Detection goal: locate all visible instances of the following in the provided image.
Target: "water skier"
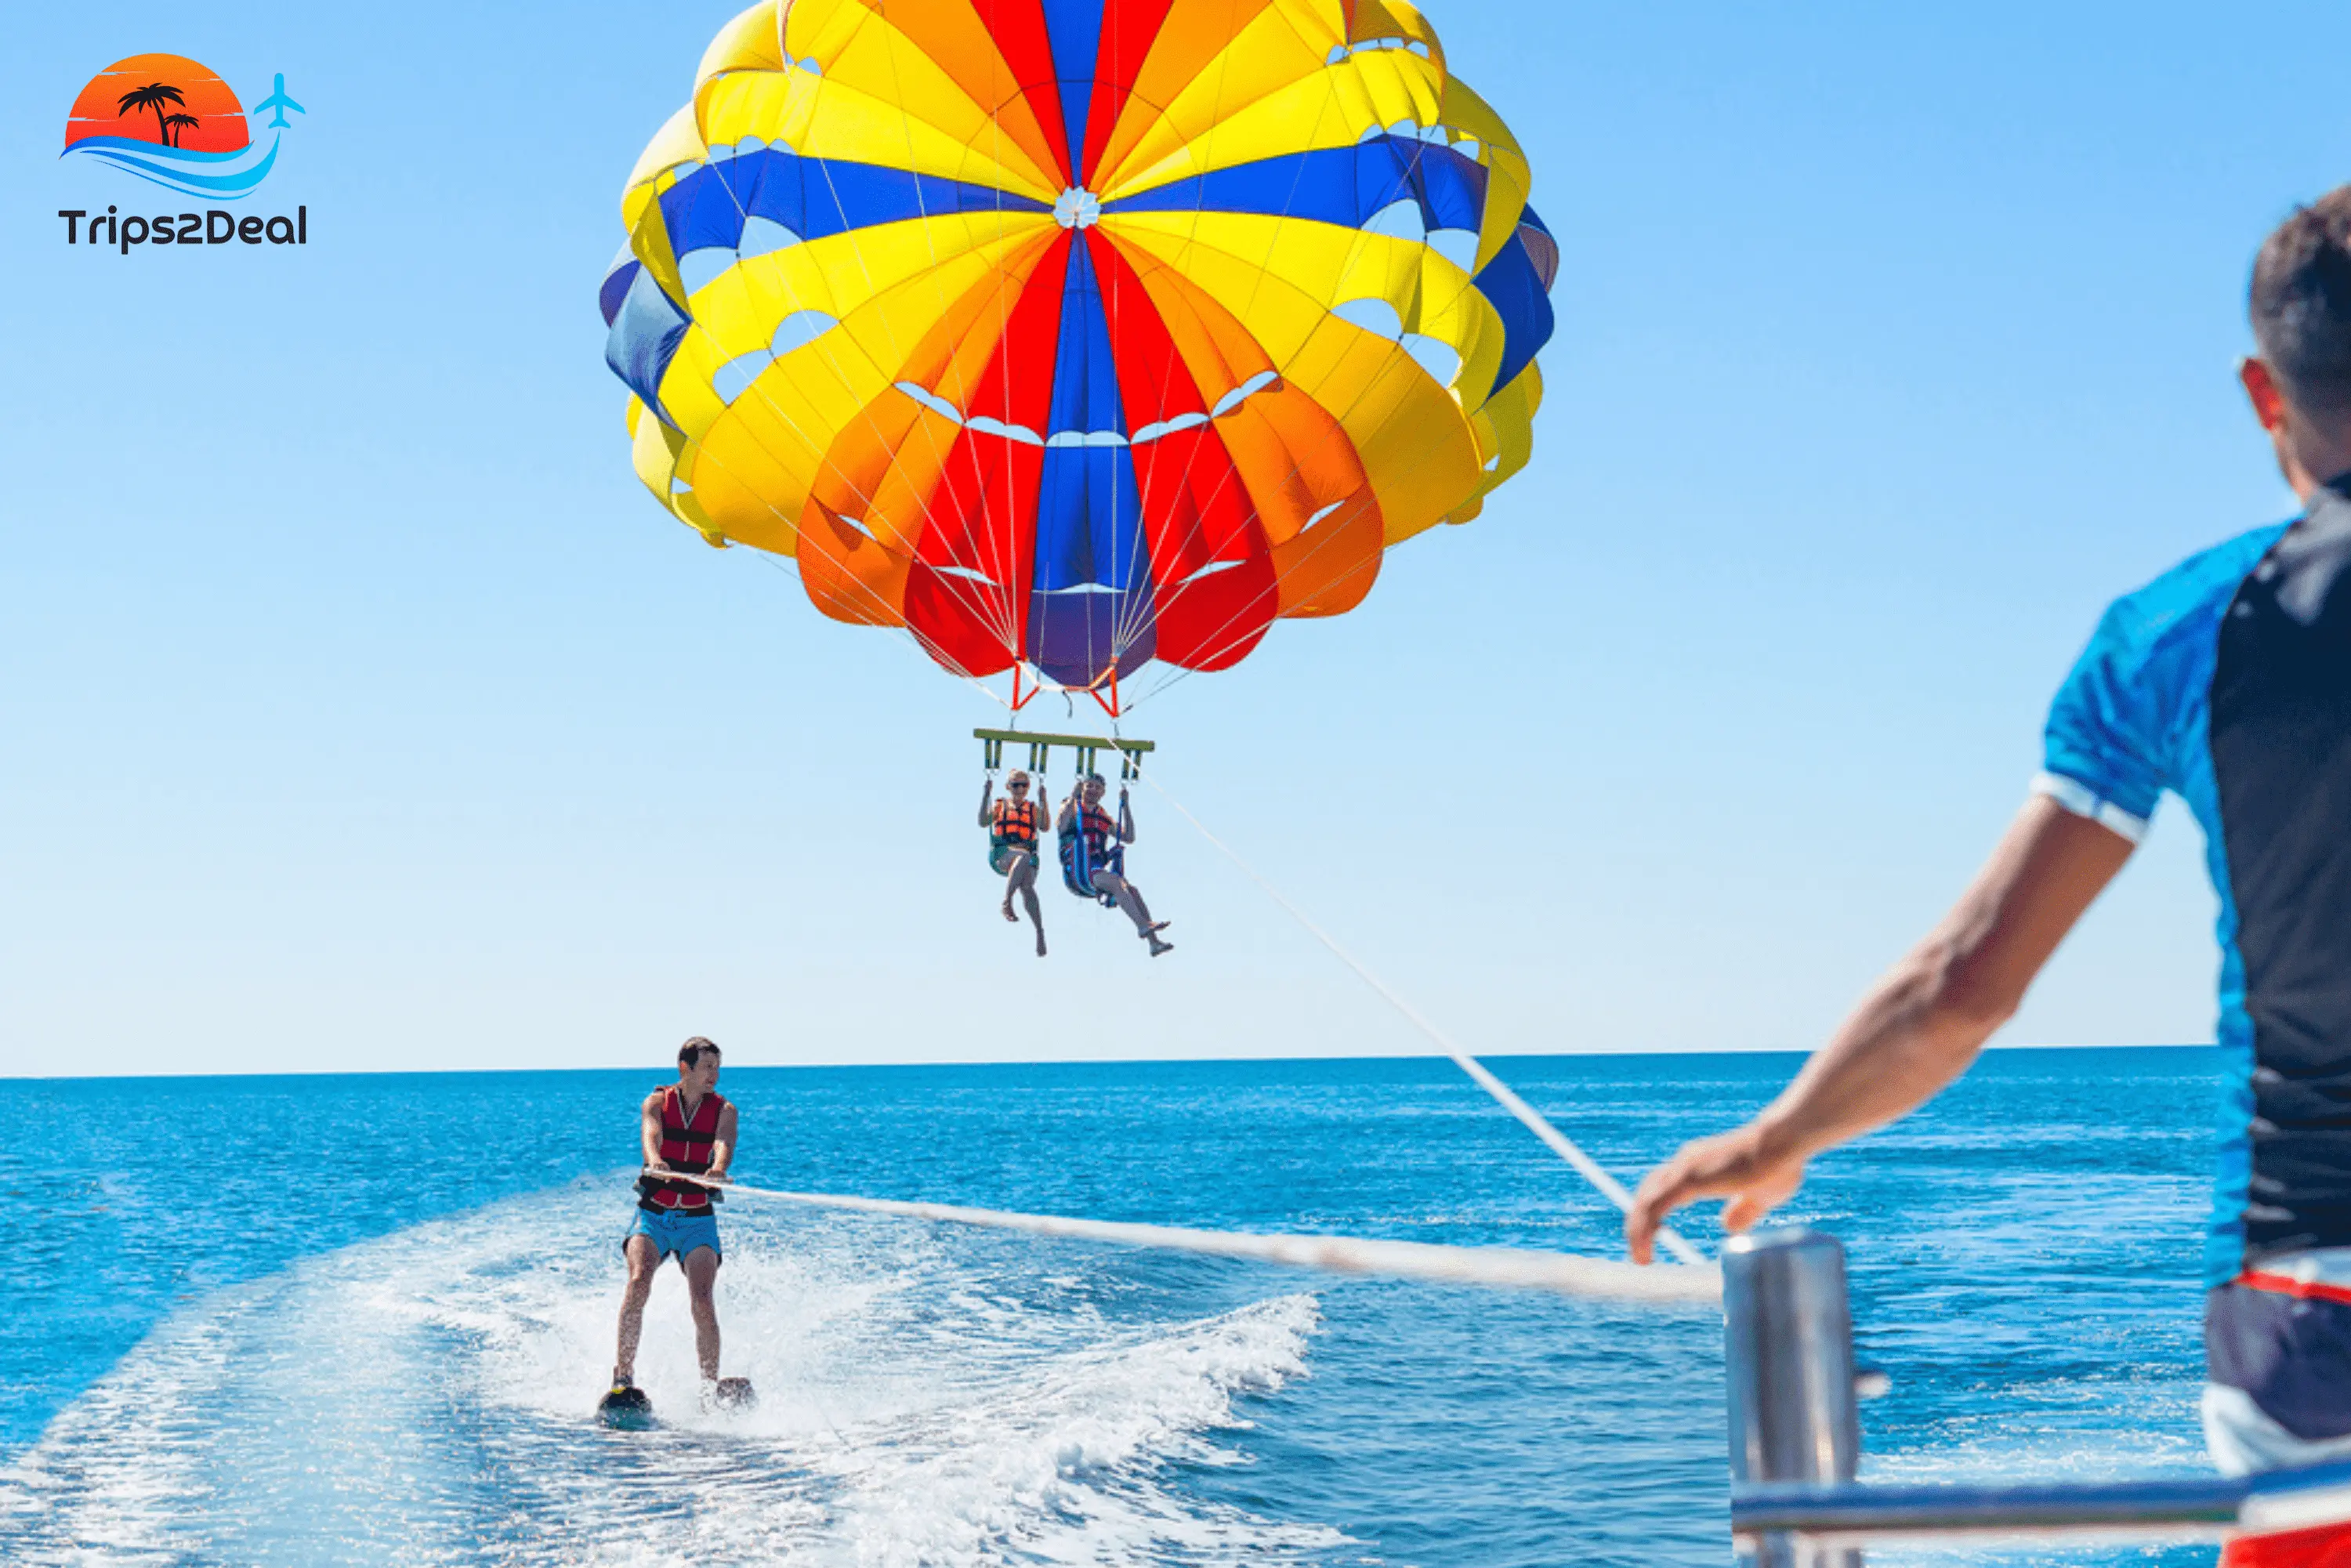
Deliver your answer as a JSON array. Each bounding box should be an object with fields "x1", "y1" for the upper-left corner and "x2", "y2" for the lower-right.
[
  {"x1": 1628, "y1": 191, "x2": 2351, "y2": 1559},
  {"x1": 1058, "y1": 773, "x2": 1173, "y2": 956},
  {"x1": 608, "y1": 1037, "x2": 748, "y2": 1415},
  {"x1": 980, "y1": 769, "x2": 1047, "y2": 956}
]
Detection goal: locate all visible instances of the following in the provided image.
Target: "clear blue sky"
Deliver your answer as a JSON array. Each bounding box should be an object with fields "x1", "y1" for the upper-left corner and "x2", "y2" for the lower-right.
[{"x1": 5, "y1": 2, "x2": 2346, "y2": 1078}]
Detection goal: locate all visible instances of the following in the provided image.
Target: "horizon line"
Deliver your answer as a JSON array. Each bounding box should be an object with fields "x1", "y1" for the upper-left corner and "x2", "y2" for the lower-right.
[{"x1": 0, "y1": 1039, "x2": 2219, "y2": 1086}]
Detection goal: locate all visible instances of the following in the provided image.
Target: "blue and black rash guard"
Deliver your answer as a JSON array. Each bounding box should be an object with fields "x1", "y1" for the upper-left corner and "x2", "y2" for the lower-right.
[{"x1": 2039, "y1": 483, "x2": 2351, "y2": 1289}]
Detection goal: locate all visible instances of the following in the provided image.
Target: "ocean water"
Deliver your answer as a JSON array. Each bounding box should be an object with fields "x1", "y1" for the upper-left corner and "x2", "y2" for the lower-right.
[{"x1": 0, "y1": 1048, "x2": 2223, "y2": 1567}]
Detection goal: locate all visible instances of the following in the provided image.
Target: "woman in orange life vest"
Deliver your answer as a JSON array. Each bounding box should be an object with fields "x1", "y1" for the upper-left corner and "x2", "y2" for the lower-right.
[
  {"x1": 1057, "y1": 774, "x2": 1173, "y2": 958},
  {"x1": 610, "y1": 1037, "x2": 740, "y2": 1401},
  {"x1": 979, "y1": 768, "x2": 1047, "y2": 956}
]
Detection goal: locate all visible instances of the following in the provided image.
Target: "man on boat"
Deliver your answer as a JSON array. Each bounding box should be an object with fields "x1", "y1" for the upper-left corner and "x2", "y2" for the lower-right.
[
  {"x1": 610, "y1": 1036, "x2": 737, "y2": 1402},
  {"x1": 980, "y1": 768, "x2": 1047, "y2": 956},
  {"x1": 1059, "y1": 773, "x2": 1173, "y2": 957},
  {"x1": 1628, "y1": 190, "x2": 2351, "y2": 1559}
]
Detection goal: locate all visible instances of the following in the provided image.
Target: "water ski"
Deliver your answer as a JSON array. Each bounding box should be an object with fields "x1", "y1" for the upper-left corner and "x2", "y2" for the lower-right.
[
  {"x1": 712, "y1": 1377, "x2": 757, "y2": 1411},
  {"x1": 597, "y1": 1383, "x2": 656, "y2": 1430}
]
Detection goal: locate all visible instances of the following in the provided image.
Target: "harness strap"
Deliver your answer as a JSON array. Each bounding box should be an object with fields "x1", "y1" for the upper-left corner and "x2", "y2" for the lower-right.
[{"x1": 1059, "y1": 803, "x2": 1122, "y2": 905}]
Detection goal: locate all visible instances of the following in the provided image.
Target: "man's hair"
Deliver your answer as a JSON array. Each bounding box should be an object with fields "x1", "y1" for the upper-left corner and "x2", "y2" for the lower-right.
[
  {"x1": 678, "y1": 1036, "x2": 721, "y2": 1069},
  {"x1": 2252, "y1": 186, "x2": 2351, "y2": 415}
]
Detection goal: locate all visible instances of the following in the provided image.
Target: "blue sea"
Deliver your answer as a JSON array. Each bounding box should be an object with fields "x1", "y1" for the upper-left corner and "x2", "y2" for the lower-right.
[{"x1": 0, "y1": 1049, "x2": 2224, "y2": 1566}]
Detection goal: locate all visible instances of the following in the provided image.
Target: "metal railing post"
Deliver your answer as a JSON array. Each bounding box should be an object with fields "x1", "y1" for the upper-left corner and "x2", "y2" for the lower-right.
[{"x1": 1725, "y1": 1229, "x2": 1863, "y2": 1568}]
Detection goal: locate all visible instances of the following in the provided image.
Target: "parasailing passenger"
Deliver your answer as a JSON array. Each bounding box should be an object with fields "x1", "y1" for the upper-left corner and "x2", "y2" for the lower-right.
[
  {"x1": 1059, "y1": 774, "x2": 1172, "y2": 957},
  {"x1": 980, "y1": 769, "x2": 1047, "y2": 957}
]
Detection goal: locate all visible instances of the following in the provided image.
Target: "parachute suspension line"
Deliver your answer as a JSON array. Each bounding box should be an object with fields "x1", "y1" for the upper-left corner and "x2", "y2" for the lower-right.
[
  {"x1": 1118, "y1": 248, "x2": 1462, "y2": 714},
  {"x1": 1114, "y1": 61, "x2": 1367, "y2": 681},
  {"x1": 661, "y1": 297, "x2": 991, "y2": 656},
  {"x1": 1129, "y1": 167, "x2": 1474, "y2": 715},
  {"x1": 667, "y1": 221, "x2": 1031, "y2": 697},
  {"x1": 740, "y1": 549, "x2": 1012, "y2": 715},
  {"x1": 865, "y1": 25, "x2": 1028, "y2": 667},
  {"x1": 1100, "y1": 6, "x2": 1281, "y2": 690},
  {"x1": 655, "y1": 1175, "x2": 1719, "y2": 1305},
  {"x1": 734, "y1": 72, "x2": 1092, "y2": 672},
  {"x1": 1106, "y1": 42, "x2": 1234, "y2": 680},
  {"x1": 1111, "y1": 57, "x2": 1518, "y2": 716},
  {"x1": 679, "y1": 139, "x2": 1023, "y2": 661},
  {"x1": 1123, "y1": 494, "x2": 1381, "y2": 713},
  {"x1": 1107, "y1": 297, "x2": 1447, "y2": 715},
  {"x1": 1123, "y1": 282, "x2": 1457, "y2": 716},
  {"x1": 674, "y1": 339, "x2": 1019, "y2": 683},
  {"x1": 636, "y1": 10, "x2": 1043, "y2": 683},
  {"x1": 741, "y1": 320, "x2": 1022, "y2": 665},
  {"x1": 1128, "y1": 762, "x2": 1708, "y2": 1270}
]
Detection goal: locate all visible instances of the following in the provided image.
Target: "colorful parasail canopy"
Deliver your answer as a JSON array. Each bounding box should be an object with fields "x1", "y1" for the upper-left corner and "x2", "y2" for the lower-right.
[{"x1": 602, "y1": 0, "x2": 1558, "y2": 698}]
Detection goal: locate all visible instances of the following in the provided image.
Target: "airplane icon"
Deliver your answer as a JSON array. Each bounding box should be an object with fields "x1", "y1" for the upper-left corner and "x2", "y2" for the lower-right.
[{"x1": 252, "y1": 74, "x2": 305, "y2": 129}]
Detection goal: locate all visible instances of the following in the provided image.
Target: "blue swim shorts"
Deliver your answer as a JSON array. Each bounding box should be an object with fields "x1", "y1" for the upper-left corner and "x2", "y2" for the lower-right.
[
  {"x1": 623, "y1": 1205, "x2": 722, "y2": 1266},
  {"x1": 2204, "y1": 1258, "x2": 2351, "y2": 1473}
]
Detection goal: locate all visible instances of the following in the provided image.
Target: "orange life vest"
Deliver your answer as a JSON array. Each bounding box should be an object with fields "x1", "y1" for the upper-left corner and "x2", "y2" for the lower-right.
[{"x1": 991, "y1": 796, "x2": 1041, "y2": 849}]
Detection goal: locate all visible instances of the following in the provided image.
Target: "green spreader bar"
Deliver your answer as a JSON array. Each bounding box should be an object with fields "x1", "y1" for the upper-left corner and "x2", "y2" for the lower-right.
[{"x1": 975, "y1": 728, "x2": 1154, "y2": 780}]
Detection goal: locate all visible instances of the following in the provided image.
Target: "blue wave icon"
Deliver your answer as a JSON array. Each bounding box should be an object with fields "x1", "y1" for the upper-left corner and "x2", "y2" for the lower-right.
[{"x1": 62, "y1": 132, "x2": 281, "y2": 200}]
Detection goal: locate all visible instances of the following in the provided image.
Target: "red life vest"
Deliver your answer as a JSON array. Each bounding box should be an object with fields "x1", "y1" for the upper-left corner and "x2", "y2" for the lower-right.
[
  {"x1": 991, "y1": 797, "x2": 1040, "y2": 849},
  {"x1": 637, "y1": 1086, "x2": 728, "y2": 1215}
]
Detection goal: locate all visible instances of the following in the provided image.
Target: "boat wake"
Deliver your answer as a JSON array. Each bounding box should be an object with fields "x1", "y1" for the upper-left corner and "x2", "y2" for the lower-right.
[{"x1": 0, "y1": 1179, "x2": 1341, "y2": 1566}]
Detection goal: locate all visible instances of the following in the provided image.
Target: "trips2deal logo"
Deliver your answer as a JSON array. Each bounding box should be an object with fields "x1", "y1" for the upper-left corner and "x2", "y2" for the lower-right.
[{"x1": 58, "y1": 53, "x2": 309, "y2": 253}]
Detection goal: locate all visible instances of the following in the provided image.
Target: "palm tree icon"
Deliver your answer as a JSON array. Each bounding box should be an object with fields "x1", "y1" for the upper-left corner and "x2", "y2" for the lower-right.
[
  {"x1": 162, "y1": 112, "x2": 200, "y2": 147},
  {"x1": 116, "y1": 81, "x2": 186, "y2": 144}
]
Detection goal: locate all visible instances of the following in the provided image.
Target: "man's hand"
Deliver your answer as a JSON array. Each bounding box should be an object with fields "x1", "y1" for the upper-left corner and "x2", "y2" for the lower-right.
[
  {"x1": 644, "y1": 1161, "x2": 674, "y2": 1176},
  {"x1": 1625, "y1": 1121, "x2": 1808, "y2": 1266},
  {"x1": 1620, "y1": 798, "x2": 2135, "y2": 1266}
]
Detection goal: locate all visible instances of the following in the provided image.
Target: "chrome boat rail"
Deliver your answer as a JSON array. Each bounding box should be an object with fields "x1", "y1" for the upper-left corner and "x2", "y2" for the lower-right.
[{"x1": 1723, "y1": 1229, "x2": 2351, "y2": 1563}]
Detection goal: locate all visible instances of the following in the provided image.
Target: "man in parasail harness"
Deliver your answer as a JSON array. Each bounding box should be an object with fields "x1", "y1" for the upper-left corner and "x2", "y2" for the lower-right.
[
  {"x1": 979, "y1": 768, "x2": 1047, "y2": 956},
  {"x1": 1628, "y1": 190, "x2": 2351, "y2": 1563},
  {"x1": 609, "y1": 1037, "x2": 742, "y2": 1407},
  {"x1": 1059, "y1": 773, "x2": 1173, "y2": 957}
]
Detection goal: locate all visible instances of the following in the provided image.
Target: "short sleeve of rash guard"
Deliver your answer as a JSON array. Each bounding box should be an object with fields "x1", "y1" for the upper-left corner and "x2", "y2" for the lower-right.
[
  {"x1": 2036, "y1": 603, "x2": 2175, "y2": 842},
  {"x1": 2033, "y1": 527, "x2": 2284, "y2": 843}
]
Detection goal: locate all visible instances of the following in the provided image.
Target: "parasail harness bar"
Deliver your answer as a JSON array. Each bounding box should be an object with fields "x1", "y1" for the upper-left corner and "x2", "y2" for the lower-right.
[{"x1": 976, "y1": 727, "x2": 1153, "y2": 781}]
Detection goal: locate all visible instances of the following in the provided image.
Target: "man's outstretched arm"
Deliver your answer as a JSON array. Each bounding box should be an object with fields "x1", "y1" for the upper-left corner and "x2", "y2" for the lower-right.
[{"x1": 1625, "y1": 795, "x2": 2139, "y2": 1263}]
